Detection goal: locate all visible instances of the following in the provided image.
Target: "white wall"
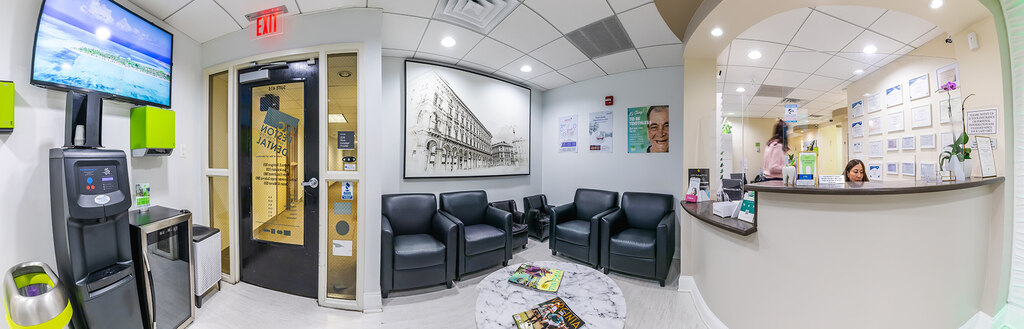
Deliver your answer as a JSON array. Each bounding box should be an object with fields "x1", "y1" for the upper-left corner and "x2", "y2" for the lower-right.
[
  {"x1": 540, "y1": 66, "x2": 685, "y2": 262},
  {"x1": 0, "y1": 0, "x2": 204, "y2": 324},
  {"x1": 380, "y1": 57, "x2": 544, "y2": 201}
]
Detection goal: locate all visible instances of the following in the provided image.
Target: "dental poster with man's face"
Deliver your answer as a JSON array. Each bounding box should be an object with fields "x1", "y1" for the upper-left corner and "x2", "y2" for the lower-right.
[{"x1": 627, "y1": 105, "x2": 669, "y2": 153}]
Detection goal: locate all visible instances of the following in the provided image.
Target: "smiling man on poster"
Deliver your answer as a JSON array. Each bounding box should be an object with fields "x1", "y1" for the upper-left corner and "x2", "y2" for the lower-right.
[{"x1": 628, "y1": 105, "x2": 669, "y2": 153}]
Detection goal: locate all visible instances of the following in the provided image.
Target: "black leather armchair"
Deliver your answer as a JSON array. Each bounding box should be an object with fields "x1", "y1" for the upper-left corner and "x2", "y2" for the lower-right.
[
  {"x1": 381, "y1": 193, "x2": 457, "y2": 298},
  {"x1": 439, "y1": 191, "x2": 513, "y2": 280},
  {"x1": 549, "y1": 189, "x2": 619, "y2": 268},
  {"x1": 601, "y1": 192, "x2": 676, "y2": 286},
  {"x1": 488, "y1": 200, "x2": 528, "y2": 250},
  {"x1": 522, "y1": 194, "x2": 551, "y2": 241}
]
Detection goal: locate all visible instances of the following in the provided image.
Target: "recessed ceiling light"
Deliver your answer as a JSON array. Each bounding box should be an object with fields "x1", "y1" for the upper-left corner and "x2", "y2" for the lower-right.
[
  {"x1": 862, "y1": 45, "x2": 877, "y2": 54},
  {"x1": 736, "y1": 87, "x2": 746, "y2": 92},
  {"x1": 711, "y1": 27, "x2": 723, "y2": 37},
  {"x1": 853, "y1": 69, "x2": 864, "y2": 75},
  {"x1": 520, "y1": 65, "x2": 532, "y2": 73},
  {"x1": 863, "y1": 93, "x2": 871, "y2": 97},
  {"x1": 747, "y1": 50, "x2": 762, "y2": 60},
  {"x1": 441, "y1": 36, "x2": 456, "y2": 48},
  {"x1": 727, "y1": 112, "x2": 735, "y2": 115},
  {"x1": 930, "y1": 0, "x2": 943, "y2": 9}
]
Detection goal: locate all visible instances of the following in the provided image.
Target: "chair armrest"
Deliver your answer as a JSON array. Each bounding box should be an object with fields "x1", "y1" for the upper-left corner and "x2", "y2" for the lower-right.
[
  {"x1": 512, "y1": 211, "x2": 525, "y2": 225},
  {"x1": 381, "y1": 215, "x2": 394, "y2": 290},
  {"x1": 550, "y1": 203, "x2": 575, "y2": 225},
  {"x1": 656, "y1": 211, "x2": 676, "y2": 260},
  {"x1": 485, "y1": 206, "x2": 513, "y2": 234},
  {"x1": 382, "y1": 215, "x2": 394, "y2": 246},
  {"x1": 431, "y1": 212, "x2": 458, "y2": 245},
  {"x1": 590, "y1": 207, "x2": 618, "y2": 223},
  {"x1": 601, "y1": 209, "x2": 628, "y2": 238}
]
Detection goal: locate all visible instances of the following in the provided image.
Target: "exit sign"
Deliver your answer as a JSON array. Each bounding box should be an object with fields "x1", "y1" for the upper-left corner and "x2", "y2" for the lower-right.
[{"x1": 252, "y1": 14, "x2": 281, "y2": 39}]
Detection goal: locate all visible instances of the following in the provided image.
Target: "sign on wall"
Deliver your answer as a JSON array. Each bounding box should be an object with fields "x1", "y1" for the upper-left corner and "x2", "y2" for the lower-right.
[
  {"x1": 965, "y1": 107, "x2": 998, "y2": 135},
  {"x1": 558, "y1": 114, "x2": 578, "y2": 153},
  {"x1": 627, "y1": 105, "x2": 669, "y2": 153}
]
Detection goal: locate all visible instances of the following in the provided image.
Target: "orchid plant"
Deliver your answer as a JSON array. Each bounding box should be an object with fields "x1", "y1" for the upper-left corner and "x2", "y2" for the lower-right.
[{"x1": 936, "y1": 81, "x2": 974, "y2": 171}]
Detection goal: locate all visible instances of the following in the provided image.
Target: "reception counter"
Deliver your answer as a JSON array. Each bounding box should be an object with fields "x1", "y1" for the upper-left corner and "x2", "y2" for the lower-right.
[{"x1": 686, "y1": 177, "x2": 1005, "y2": 329}]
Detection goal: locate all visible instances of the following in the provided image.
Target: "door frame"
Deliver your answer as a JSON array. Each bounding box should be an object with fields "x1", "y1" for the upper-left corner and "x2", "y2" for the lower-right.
[{"x1": 201, "y1": 43, "x2": 367, "y2": 311}]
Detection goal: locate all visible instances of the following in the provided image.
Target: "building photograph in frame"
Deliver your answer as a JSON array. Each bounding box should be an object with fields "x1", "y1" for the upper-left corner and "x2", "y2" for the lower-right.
[{"x1": 404, "y1": 60, "x2": 531, "y2": 178}]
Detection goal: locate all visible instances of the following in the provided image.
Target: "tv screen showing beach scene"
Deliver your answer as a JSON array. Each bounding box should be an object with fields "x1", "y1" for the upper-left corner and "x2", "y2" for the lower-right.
[{"x1": 32, "y1": 0, "x2": 173, "y2": 107}]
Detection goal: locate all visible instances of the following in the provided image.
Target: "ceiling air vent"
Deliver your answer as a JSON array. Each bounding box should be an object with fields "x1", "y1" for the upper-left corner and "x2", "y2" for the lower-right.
[
  {"x1": 433, "y1": 0, "x2": 519, "y2": 34},
  {"x1": 755, "y1": 85, "x2": 795, "y2": 98},
  {"x1": 565, "y1": 16, "x2": 635, "y2": 59}
]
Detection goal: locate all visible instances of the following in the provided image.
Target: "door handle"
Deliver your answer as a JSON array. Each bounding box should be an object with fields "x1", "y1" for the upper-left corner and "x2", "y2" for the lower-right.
[{"x1": 301, "y1": 177, "x2": 318, "y2": 189}]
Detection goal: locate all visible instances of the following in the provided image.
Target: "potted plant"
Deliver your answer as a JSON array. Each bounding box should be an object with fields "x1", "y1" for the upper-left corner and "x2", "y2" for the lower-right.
[{"x1": 936, "y1": 81, "x2": 974, "y2": 180}]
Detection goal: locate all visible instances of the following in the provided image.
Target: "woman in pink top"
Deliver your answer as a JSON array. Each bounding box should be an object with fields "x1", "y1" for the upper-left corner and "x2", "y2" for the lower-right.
[{"x1": 761, "y1": 120, "x2": 789, "y2": 180}]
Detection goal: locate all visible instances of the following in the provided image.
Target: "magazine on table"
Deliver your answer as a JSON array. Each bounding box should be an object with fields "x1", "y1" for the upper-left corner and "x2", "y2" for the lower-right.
[
  {"x1": 512, "y1": 297, "x2": 585, "y2": 329},
  {"x1": 508, "y1": 264, "x2": 563, "y2": 292}
]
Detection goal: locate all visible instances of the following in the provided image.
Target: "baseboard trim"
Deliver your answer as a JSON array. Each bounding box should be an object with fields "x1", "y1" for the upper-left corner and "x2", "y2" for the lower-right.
[
  {"x1": 678, "y1": 276, "x2": 728, "y2": 329},
  {"x1": 363, "y1": 292, "x2": 383, "y2": 313},
  {"x1": 959, "y1": 311, "x2": 993, "y2": 329}
]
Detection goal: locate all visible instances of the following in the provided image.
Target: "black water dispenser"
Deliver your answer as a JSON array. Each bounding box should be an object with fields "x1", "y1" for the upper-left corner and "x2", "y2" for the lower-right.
[{"x1": 49, "y1": 91, "x2": 144, "y2": 329}]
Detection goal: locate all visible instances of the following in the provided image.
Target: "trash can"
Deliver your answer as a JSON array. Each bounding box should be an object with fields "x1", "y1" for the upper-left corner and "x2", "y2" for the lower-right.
[
  {"x1": 3, "y1": 262, "x2": 73, "y2": 329},
  {"x1": 192, "y1": 224, "x2": 221, "y2": 308}
]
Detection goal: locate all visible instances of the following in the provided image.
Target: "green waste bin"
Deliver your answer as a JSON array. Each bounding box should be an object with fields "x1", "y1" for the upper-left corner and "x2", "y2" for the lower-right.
[{"x1": 3, "y1": 262, "x2": 72, "y2": 329}]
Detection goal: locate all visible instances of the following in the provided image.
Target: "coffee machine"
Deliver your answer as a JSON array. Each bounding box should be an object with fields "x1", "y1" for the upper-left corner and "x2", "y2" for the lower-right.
[{"x1": 49, "y1": 91, "x2": 145, "y2": 328}]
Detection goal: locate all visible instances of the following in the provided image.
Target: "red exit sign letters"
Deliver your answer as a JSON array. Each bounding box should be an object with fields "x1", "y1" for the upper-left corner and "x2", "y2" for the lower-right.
[{"x1": 252, "y1": 14, "x2": 281, "y2": 39}]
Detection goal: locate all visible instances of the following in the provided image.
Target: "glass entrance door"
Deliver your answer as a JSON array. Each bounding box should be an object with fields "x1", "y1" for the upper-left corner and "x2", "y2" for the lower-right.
[{"x1": 237, "y1": 60, "x2": 319, "y2": 297}]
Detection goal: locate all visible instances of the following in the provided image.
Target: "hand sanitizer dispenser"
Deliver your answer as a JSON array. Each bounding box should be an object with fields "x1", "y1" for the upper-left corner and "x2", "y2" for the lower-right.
[{"x1": 130, "y1": 106, "x2": 175, "y2": 157}]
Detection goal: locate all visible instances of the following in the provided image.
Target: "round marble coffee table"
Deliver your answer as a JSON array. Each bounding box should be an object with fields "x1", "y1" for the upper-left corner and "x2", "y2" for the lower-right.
[{"x1": 475, "y1": 261, "x2": 626, "y2": 329}]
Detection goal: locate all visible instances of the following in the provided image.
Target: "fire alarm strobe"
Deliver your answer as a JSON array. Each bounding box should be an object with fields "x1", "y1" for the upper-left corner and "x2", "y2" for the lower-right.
[{"x1": 605, "y1": 96, "x2": 613, "y2": 106}]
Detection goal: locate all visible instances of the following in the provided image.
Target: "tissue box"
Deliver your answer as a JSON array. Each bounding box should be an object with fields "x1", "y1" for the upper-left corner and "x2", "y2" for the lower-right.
[{"x1": 712, "y1": 201, "x2": 740, "y2": 217}]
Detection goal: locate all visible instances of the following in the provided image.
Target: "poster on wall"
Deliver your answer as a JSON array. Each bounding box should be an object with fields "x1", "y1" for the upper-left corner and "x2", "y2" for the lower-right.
[
  {"x1": 558, "y1": 114, "x2": 578, "y2": 153},
  {"x1": 851, "y1": 100, "x2": 864, "y2": 118},
  {"x1": 868, "y1": 140, "x2": 884, "y2": 158},
  {"x1": 938, "y1": 97, "x2": 959, "y2": 124},
  {"x1": 867, "y1": 116, "x2": 882, "y2": 135},
  {"x1": 867, "y1": 163, "x2": 883, "y2": 181},
  {"x1": 964, "y1": 107, "x2": 998, "y2": 135},
  {"x1": 908, "y1": 74, "x2": 930, "y2": 100},
  {"x1": 936, "y1": 62, "x2": 960, "y2": 90},
  {"x1": 867, "y1": 92, "x2": 883, "y2": 113},
  {"x1": 910, "y1": 104, "x2": 932, "y2": 128},
  {"x1": 886, "y1": 84, "x2": 903, "y2": 108},
  {"x1": 588, "y1": 110, "x2": 613, "y2": 153},
  {"x1": 628, "y1": 105, "x2": 670, "y2": 153},
  {"x1": 887, "y1": 110, "x2": 904, "y2": 133},
  {"x1": 404, "y1": 60, "x2": 530, "y2": 178},
  {"x1": 851, "y1": 121, "x2": 864, "y2": 138}
]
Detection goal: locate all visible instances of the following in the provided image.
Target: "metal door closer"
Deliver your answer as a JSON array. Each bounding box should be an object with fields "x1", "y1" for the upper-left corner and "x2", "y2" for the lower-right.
[{"x1": 49, "y1": 91, "x2": 145, "y2": 329}]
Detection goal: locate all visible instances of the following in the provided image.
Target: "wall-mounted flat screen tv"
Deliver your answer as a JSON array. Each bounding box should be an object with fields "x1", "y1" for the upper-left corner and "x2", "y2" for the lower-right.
[{"x1": 32, "y1": 0, "x2": 173, "y2": 108}]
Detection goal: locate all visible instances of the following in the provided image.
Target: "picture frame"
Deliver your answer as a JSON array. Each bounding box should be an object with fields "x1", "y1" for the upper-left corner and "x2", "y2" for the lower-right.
[
  {"x1": 886, "y1": 83, "x2": 903, "y2": 108},
  {"x1": 902, "y1": 161, "x2": 916, "y2": 177},
  {"x1": 919, "y1": 162, "x2": 937, "y2": 180},
  {"x1": 908, "y1": 74, "x2": 930, "y2": 100},
  {"x1": 868, "y1": 140, "x2": 884, "y2": 158},
  {"x1": 910, "y1": 104, "x2": 932, "y2": 128},
  {"x1": 976, "y1": 136, "x2": 997, "y2": 178},
  {"x1": 919, "y1": 133, "x2": 936, "y2": 149},
  {"x1": 886, "y1": 162, "x2": 899, "y2": 175},
  {"x1": 901, "y1": 136, "x2": 916, "y2": 150},
  {"x1": 887, "y1": 110, "x2": 904, "y2": 133},
  {"x1": 936, "y1": 62, "x2": 960, "y2": 90},
  {"x1": 886, "y1": 138, "x2": 899, "y2": 151},
  {"x1": 867, "y1": 116, "x2": 882, "y2": 135}
]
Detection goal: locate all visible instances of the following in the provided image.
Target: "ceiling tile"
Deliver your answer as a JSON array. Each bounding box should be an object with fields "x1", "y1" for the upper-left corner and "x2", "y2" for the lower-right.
[
  {"x1": 455, "y1": 60, "x2": 498, "y2": 74},
  {"x1": 529, "y1": 37, "x2": 589, "y2": 70},
  {"x1": 910, "y1": 27, "x2": 943, "y2": 48},
  {"x1": 815, "y1": 56, "x2": 863, "y2": 80},
  {"x1": 607, "y1": 0, "x2": 649, "y2": 13},
  {"x1": 524, "y1": 0, "x2": 614, "y2": 33},
  {"x1": 593, "y1": 50, "x2": 644, "y2": 75},
  {"x1": 724, "y1": 66, "x2": 770, "y2": 85},
  {"x1": 727, "y1": 39, "x2": 786, "y2": 69},
  {"x1": 874, "y1": 54, "x2": 899, "y2": 68},
  {"x1": 716, "y1": 82, "x2": 724, "y2": 93},
  {"x1": 368, "y1": 0, "x2": 438, "y2": 17},
  {"x1": 790, "y1": 11, "x2": 862, "y2": 52},
  {"x1": 763, "y1": 70, "x2": 810, "y2": 88},
  {"x1": 736, "y1": 8, "x2": 810, "y2": 44},
  {"x1": 560, "y1": 60, "x2": 605, "y2": 81},
  {"x1": 869, "y1": 10, "x2": 935, "y2": 44},
  {"x1": 799, "y1": 74, "x2": 845, "y2": 92},
  {"x1": 489, "y1": 6, "x2": 561, "y2": 53},
  {"x1": 417, "y1": 20, "x2": 484, "y2": 59},
  {"x1": 838, "y1": 30, "x2": 903, "y2": 64},
  {"x1": 750, "y1": 96, "x2": 782, "y2": 105},
  {"x1": 130, "y1": 0, "x2": 191, "y2": 20},
  {"x1": 745, "y1": 104, "x2": 774, "y2": 112},
  {"x1": 215, "y1": 0, "x2": 298, "y2": 28},
  {"x1": 618, "y1": 3, "x2": 680, "y2": 48},
  {"x1": 165, "y1": 0, "x2": 240, "y2": 43},
  {"x1": 814, "y1": 6, "x2": 886, "y2": 28},
  {"x1": 382, "y1": 13, "x2": 429, "y2": 50},
  {"x1": 382, "y1": 48, "x2": 415, "y2": 57},
  {"x1": 717, "y1": 44, "x2": 731, "y2": 66},
  {"x1": 296, "y1": 0, "x2": 365, "y2": 13},
  {"x1": 721, "y1": 94, "x2": 751, "y2": 106},
  {"x1": 462, "y1": 38, "x2": 524, "y2": 71},
  {"x1": 530, "y1": 71, "x2": 573, "y2": 89},
  {"x1": 787, "y1": 88, "x2": 825, "y2": 100},
  {"x1": 414, "y1": 51, "x2": 460, "y2": 65},
  {"x1": 722, "y1": 83, "x2": 753, "y2": 95},
  {"x1": 836, "y1": 52, "x2": 887, "y2": 66},
  {"x1": 637, "y1": 44, "x2": 683, "y2": 68},
  {"x1": 773, "y1": 47, "x2": 831, "y2": 73},
  {"x1": 816, "y1": 92, "x2": 847, "y2": 104},
  {"x1": 803, "y1": 99, "x2": 832, "y2": 111},
  {"x1": 499, "y1": 56, "x2": 553, "y2": 80}
]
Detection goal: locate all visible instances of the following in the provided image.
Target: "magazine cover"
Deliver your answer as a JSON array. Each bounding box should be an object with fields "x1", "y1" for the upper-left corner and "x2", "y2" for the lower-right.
[
  {"x1": 508, "y1": 264, "x2": 563, "y2": 292},
  {"x1": 512, "y1": 297, "x2": 586, "y2": 329}
]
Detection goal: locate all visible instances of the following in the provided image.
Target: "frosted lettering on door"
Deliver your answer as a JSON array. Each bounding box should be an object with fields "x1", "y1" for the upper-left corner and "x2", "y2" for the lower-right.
[{"x1": 251, "y1": 82, "x2": 305, "y2": 245}]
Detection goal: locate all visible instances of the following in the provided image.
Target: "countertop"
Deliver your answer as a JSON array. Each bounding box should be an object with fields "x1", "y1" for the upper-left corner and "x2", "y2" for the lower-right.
[
  {"x1": 745, "y1": 177, "x2": 1004, "y2": 195},
  {"x1": 681, "y1": 201, "x2": 756, "y2": 236}
]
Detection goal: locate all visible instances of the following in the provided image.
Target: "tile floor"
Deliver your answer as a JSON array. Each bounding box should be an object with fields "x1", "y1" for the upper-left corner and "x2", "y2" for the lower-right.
[{"x1": 190, "y1": 239, "x2": 707, "y2": 329}]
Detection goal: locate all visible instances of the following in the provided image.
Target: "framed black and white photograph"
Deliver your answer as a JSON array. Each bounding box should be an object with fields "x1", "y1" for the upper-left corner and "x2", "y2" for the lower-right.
[{"x1": 404, "y1": 60, "x2": 531, "y2": 178}]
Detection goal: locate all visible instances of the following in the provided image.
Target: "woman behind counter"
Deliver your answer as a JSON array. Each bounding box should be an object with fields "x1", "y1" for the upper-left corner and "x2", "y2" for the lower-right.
[
  {"x1": 760, "y1": 120, "x2": 789, "y2": 181},
  {"x1": 844, "y1": 159, "x2": 868, "y2": 182}
]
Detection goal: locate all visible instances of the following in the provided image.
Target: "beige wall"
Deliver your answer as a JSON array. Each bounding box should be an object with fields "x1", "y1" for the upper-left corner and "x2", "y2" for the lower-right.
[
  {"x1": 728, "y1": 117, "x2": 777, "y2": 179},
  {"x1": 845, "y1": 16, "x2": 1005, "y2": 180}
]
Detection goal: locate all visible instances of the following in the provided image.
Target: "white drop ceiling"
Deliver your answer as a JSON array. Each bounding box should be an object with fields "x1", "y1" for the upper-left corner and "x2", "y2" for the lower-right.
[
  {"x1": 719, "y1": 6, "x2": 943, "y2": 123},
  {"x1": 125, "y1": 0, "x2": 683, "y2": 90}
]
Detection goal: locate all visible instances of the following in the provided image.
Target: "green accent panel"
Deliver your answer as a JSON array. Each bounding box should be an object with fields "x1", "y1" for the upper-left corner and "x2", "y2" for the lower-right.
[
  {"x1": 0, "y1": 81, "x2": 13, "y2": 130},
  {"x1": 6, "y1": 303, "x2": 72, "y2": 329},
  {"x1": 130, "y1": 106, "x2": 175, "y2": 149},
  {"x1": 12, "y1": 272, "x2": 54, "y2": 289}
]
